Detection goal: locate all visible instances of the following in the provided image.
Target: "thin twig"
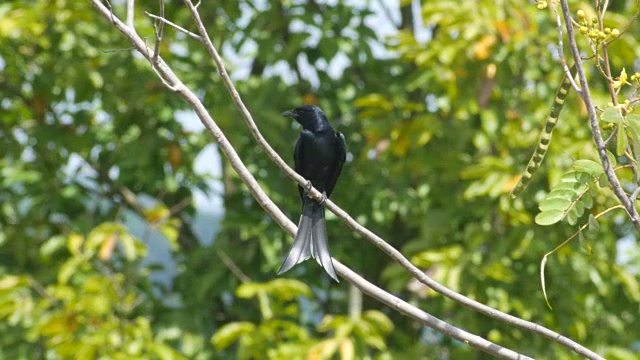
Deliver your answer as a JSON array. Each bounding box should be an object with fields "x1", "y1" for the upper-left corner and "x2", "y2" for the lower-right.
[
  {"x1": 560, "y1": 0, "x2": 640, "y2": 234},
  {"x1": 596, "y1": 0, "x2": 619, "y2": 106},
  {"x1": 103, "y1": 46, "x2": 136, "y2": 53},
  {"x1": 218, "y1": 250, "x2": 251, "y2": 282},
  {"x1": 552, "y1": 4, "x2": 581, "y2": 94},
  {"x1": 146, "y1": 12, "x2": 203, "y2": 41},
  {"x1": 603, "y1": 126, "x2": 617, "y2": 146},
  {"x1": 544, "y1": 205, "x2": 623, "y2": 259},
  {"x1": 152, "y1": 0, "x2": 164, "y2": 63},
  {"x1": 539, "y1": 205, "x2": 624, "y2": 308},
  {"x1": 605, "y1": 0, "x2": 640, "y2": 41}
]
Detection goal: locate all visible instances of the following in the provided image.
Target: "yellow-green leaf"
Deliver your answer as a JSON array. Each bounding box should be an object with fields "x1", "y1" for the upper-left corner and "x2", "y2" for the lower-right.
[
  {"x1": 211, "y1": 322, "x2": 255, "y2": 350},
  {"x1": 535, "y1": 210, "x2": 564, "y2": 226}
]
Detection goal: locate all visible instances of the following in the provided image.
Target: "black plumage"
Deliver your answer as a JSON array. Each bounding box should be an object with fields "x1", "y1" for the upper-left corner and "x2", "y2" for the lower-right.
[{"x1": 277, "y1": 105, "x2": 346, "y2": 282}]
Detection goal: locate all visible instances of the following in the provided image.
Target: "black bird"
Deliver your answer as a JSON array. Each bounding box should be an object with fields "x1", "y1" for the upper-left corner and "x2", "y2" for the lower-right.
[{"x1": 278, "y1": 105, "x2": 346, "y2": 282}]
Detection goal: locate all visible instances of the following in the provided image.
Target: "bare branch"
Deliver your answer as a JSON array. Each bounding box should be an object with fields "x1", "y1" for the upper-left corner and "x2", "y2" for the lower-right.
[
  {"x1": 90, "y1": 1, "x2": 606, "y2": 358},
  {"x1": 126, "y1": 0, "x2": 134, "y2": 27},
  {"x1": 152, "y1": 0, "x2": 164, "y2": 63},
  {"x1": 89, "y1": 2, "x2": 533, "y2": 357},
  {"x1": 145, "y1": 12, "x2": 203, "y2": 41},
  {"x1": 92, "y1": 3, "x2": 524, "y2": 355},
  {"x1": 90, "y1": 0, "x2": 296, "y2": 235},
  {"x1": 551, "y1": 4, "x2": 581, "y2": 94},
  {"x1": 178, "y1": 1, "x2": 605, "y2": 358},
  {"x1": 335, "y1": 261, "x2": 534, "y2": 360},
  {"x1": 560, "y1": 0, "x2": 640, "y2": 232}
]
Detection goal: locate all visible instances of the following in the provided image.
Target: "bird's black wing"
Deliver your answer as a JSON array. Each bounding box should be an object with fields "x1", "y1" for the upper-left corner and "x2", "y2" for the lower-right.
[
  {"x1": 325, "y1": 131, "x2": 346, "y2": 198},
  {"x1": 293, "y1": 133, "x2": 305, "y2": 199}
]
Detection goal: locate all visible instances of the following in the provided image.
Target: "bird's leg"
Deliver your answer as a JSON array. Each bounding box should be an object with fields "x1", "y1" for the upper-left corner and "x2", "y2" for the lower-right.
[
  {"x1": 319, "y1": 191, "x2": 328, "y2": 205},
  {"x1": 303, "y1": 180, "x2": 326, "y2": 204}
]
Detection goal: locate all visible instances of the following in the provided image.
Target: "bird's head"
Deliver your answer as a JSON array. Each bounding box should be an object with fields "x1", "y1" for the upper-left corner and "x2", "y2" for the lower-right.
[{"x1": 282, "y1": 105, "x2": 329, "y2": 131}]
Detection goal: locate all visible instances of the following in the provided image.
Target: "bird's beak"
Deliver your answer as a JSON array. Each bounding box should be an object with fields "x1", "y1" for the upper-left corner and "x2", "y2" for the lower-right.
[{"x1": 281, "y1": 110, "x2": 295, "y2": 118}]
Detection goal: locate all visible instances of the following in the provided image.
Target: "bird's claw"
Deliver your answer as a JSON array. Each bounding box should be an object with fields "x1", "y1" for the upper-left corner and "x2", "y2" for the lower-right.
[
  {"x1": 319, "y1": 192, "x2": 328, "y2": 205},
  {"x1": 303, "y1": 180, "x2": 326, "y2": 204}
]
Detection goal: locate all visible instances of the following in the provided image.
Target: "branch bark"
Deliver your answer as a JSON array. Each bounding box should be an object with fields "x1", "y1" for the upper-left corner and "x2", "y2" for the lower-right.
[
  {"x1": 177, "y1": 2, "x2": 605, "y2": 359},
  {"x1": 89, "y1": 1, "x2": 603, "y2": 359},
  {"x1": 559, "y1": 0, "x2": 640, "y2": 233}
]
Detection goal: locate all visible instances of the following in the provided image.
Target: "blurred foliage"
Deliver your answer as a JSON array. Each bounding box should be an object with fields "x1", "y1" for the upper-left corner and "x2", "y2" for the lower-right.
[{"x1": 1, "y1": 0, "x2": 640, "y2": 359}]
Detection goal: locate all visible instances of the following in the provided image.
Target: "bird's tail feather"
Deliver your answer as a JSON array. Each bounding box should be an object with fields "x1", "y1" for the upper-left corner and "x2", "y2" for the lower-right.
[
  {"x1": 310, "y1": 207, "x2": 338, "y2": 282},
  {"x1": 277, "y1": 202, "x2": 338, "y2": 282}
]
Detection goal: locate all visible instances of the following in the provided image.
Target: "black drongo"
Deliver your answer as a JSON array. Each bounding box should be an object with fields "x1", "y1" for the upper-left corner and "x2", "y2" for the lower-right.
[{"x1": 277, "y1": 105, "x2": 346, "y2": 282}]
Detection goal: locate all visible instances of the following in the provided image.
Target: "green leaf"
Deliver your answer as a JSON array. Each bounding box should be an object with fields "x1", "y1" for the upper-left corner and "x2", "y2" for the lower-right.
[
  {"x1": 265, "y1": 278, "x2": 312, "y2": 300},
  {"x1": 588, "y1": 214, "x2": 600, "y2": 232},
  {"x1": 119, "y1": 233, "x2": 145, "y2": 261},
  {"x1": 339, "y1": 338, "x2": 355, "y2": 360},
  {"x1": 553, "y1": 181, "x2": 589, "y2": 194},
  {"x1": 578, "y1": 228, "x2": 592, "y2": 255},
  {"x1": 616, "y1": 123, "x2": 628, "y2": 156},
  {"x1": 561, "y1": 171, "x2": 592, "y2": 184},
  {"x1": 0, "y1": 275, "x2": 26, "y2": 292},
  {"x1": 538, "y1": 197, "x2": 571, "y2": 212},
  {"x1": 626, "y1": 125, "x2": 640, "y2": 164},
  {"x1": 601, "y1": 107, "x2": 623, "y2": 123},
  {"x1": 67, "y1": 233, "x2": 84, "y2": 256},
  {"x1": 160, "y1": 224, "x2": 179, "y2": 246},
  {"x1": 535, "y1": 210, "x2": 565, "y2": 226},
  {"x1": 627, "y1": 114, "x2": 640, "y2": 124},
  {"x1": 363, "y1": 310, "x2": 394, "y2": 334},
  {"x1": 606, "y1": 149, "x2": 617, "y2": 167},
  {"x1": 545, "y1": 189, "x2": 578, "y2": 201},
  {"x1": 616, "y1": 267, "x2": 640, "y2": 301},
  {"x1": 58, "y1": 257, "x2": 84, "y2": 284},
  {"x1": 354, "y1": 94, "x2": 393, "y2": 110},
  {"x1": 572, "y1": 159, "x2": 604, "y2": 177},
  {"x1": 211, "y1": 322, "x2": 256, "y2": 350},
  {"x1": 235, "y1": 282, "x2": 262, "y2": 299},
  {"x1": 40, "y1": 235, "x2": 66, "y2": 259},
  {"x1": 582, "y1": 192, "x2": 594, "y2": 209},
  {"x1": 574, "y1": 200, "x2": 585, "y2": 217},
  {"x1": 566, "y1": 206, "x2": 579, "y2": 225}
]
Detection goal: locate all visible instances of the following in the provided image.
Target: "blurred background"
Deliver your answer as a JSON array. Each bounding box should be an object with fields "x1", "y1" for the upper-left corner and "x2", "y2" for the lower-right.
[{"x1": 1, "y1": 0, "x2": 639, "y2": 359}]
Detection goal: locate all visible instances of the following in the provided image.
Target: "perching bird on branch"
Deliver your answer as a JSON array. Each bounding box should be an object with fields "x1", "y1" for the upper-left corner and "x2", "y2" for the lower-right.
[{"x1": 277, "y1": 105, "x2": 346, "y2": 282}]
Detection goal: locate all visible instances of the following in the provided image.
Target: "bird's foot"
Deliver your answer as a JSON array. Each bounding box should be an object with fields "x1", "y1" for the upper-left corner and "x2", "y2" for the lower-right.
[
  {"x1": 319, "y1": 191, "x2": 328, "y2": 205},
  {"x1": 303, "y1": 181, "x2": 326, "y2": 204}
]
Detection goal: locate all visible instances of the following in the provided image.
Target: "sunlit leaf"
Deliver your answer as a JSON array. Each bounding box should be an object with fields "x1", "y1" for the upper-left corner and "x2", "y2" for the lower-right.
[
  {"x1": 211, "y1": 322, "x2": 255, "y2": 350},
  {"x1": 535, "y1": 210, "x2": 565, "y2": 226},
  {"x1": 363, "y1": 310, "x2": 394, "y2": 333},
  {"x1": 538, "y1": 197, "x2": 572, "y2": 212},
  {"x1": 572, "y1": 159, "x2": 604, "y2": 177}
]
